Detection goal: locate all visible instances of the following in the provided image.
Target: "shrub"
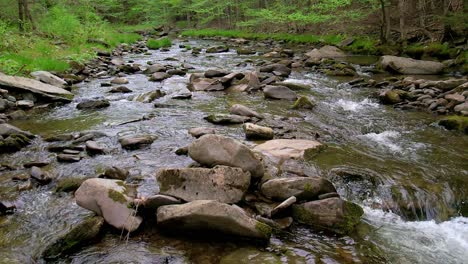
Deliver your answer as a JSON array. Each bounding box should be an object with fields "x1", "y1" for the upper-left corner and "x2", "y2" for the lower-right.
[{"x1": 147, "y1": 37, "x2": 172, "y2": 49}]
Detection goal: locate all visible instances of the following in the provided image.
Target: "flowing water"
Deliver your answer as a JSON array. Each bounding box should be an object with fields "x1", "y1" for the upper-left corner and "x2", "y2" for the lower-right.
[{"x1": 0, "y1": 39, "x2": 467, "y2": 263}]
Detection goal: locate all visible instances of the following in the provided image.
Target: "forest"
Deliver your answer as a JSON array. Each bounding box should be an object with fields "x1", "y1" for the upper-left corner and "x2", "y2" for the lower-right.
[{"x1": 0, "y1": 0, "x2": 466, "y2": 74}]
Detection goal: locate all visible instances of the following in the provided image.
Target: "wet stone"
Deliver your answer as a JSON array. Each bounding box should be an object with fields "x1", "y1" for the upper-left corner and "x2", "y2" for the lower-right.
[
  {"x1": 86, "y1": 140, "x2": 105, "y2": 155},
  {"x1": 188, "y1": 127, "x2": 216, "y2": 138},
  {"x1": 23, "y1": 161, "x2": 50, "y2": 168},
  {"x1": 109, "y1": 86, "x2": 133, "y2": 93},
  {"x1": 57, "y1": 154, "x2": 81, "y2": 163},
  {"x1": 30, "y1": 166, "x2": 53, "y2": 184},
  {"x1": 76, "y1": 99, "x2": 110, "y2": 110},
  {"x1": 204, "y1": 114, "x2": 251, "y2": 124},
  {"x1": 102, "y1": 166, "x2": 129, "y2": 181},
  {"x1": 0, "y1": 201, "x2": 16, "y2": 215},
  {"x1": 119, "y1": 135, "x2": 156, "y2": 149}
]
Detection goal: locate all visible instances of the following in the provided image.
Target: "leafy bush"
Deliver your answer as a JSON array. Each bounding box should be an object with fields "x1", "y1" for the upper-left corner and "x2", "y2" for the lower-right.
[
  {"x1": 39, "y1": 6, "x2": 84, "y2": 44},
  {"x1": 147, "y1": 38, "x2": 172, "y2": 49}
]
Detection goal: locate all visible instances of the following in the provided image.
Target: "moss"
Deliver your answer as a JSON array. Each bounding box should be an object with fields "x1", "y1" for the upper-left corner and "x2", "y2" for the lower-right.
[
  {"x1": 292, "y1": 96, "x2": 315, "y2": 110},
  {"x1": 303, "y1": 144, "x2": 327, "y2": 161},
  {"x1": 439, "y1": 116, "x2": 468, "y2": 134},
  {"x1": 108, "y1": 189, "x2": 127, "y2": 204},
  {"x1": 255, "y1": 222, "x2": 272, "y2": 239},
  {"x1": 42, "y1": 216, "x2": 104, "y2": 260},
  {"x1": 55, "y1": 177, "x2": 86, "y2": 192},
  {"x1": 336, "y1": 200, "x2": 364, "y2": 234}
]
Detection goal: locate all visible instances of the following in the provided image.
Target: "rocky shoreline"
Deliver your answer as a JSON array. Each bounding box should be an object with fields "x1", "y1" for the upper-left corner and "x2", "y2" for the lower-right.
[{"x1": 0, "y1": 32, "x2": 467, "y2": 261}]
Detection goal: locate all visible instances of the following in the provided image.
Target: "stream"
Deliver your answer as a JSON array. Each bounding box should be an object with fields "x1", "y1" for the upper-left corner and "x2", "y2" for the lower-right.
[{"x1": 0, "y1": 39, "x2": 467, "y2": 263}]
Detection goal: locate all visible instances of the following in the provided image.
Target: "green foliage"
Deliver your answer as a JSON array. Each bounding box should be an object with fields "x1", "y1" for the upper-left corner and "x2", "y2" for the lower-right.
[
  {"x1": 182, "y1": 29, "x2": 345, "y2": 45},
  {"x1": 405, "y1": 43, "x2": 456, "y2": 60},
  {"x1": 39, "y1": 6, "x2": 84, "y2": 44},
  {"x1": 147, "y1": 38, "x2": 172, "y2": 49},
  {"x1": 345, "y1": 38, "x2": 378, "y2": 54}
]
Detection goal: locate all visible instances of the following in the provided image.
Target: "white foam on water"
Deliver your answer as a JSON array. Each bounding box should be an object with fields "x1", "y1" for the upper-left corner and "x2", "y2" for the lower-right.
[
  {"x1": 364, "y1": 207, "x2": 468, "y2": 264},
  {"x1": 360, "y1": 130, "x2": 403, "y2": 153},
  {"x1": 335, "y1": 98, "x2": 380, "y2": 112}
]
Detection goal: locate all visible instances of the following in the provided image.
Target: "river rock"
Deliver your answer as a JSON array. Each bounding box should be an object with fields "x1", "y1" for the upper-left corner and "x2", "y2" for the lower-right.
[
  {"x1": 30, "y1": 166, "x2": 53, "y2": 184},
  {"x1": 188, "y1": 127, "x2": 216, "y2": 138},
  {"x1": 16, "y1": 100, "x2": 34, "y2": 109},
  {"x1": 379, "y1": 55, "x2": 445, "y2": 75},
  {"x1": 0, "y1": 75, "x2": 73, "y2": 102},
  {"x1": 204, "y1": 114, "x2": 250, "y2": 124},
  {"x1": 261, "y1": 177, "x2": 336, "y2": 201},
  {"x1": 150, "y1": 72, "x2": 171, "y2": 82},
  {"x1": 157, "y1": 200, "x2": 271, "y2": 240},
  {"x1": 76, "y1": 99, "x2": 110, "y2": 110},
  {"x1": 0, "y1": 124, "x2": 34, "y2": 153},
  {"x1": 219, "y1": 72, "x2": 245, "y2": 84},
  {"x1": 31, "y1": 71, "x2": 67, "y2": 88},
  {"x1": 0, "y1": 123, "x2": 34, "y2": 138},
  {"x1": 379, "y1": 90, "x2": 402, "y2": 104},
  {"x1": 55, "y1": 177, "x2": 89, "y2": 192},
  {"x1": 227, "y1": 72, "x2": 261, "y2": 92},
  {"x1": 243, "y1": 123, "x2": 274, "y2": 140},
  {"x1": 119, "y1": 135, "x2": 156, "y2": 149},
  {"x1": 188, "y1": 78, "x2": 224, "y2": 91},
  {"x1": 110, "y1": 77, "x2": 129, "y2": 85},
  {"x1": 454, "y1": 102, "x2": 468, "y2": 113},
  {"x1": 254, "y1": 139, "x2": 325, "y2": 160},
  {"x1": 134, "y1": 90, "x2": 165, "y2": 103},
  {"x1": 305, "y1": 45, "x2": 346, "y2": 59},
  {"x1": 144, "y1": 64, "x2": 166, "y2": 74},
  {"x1": 109, "y1": 86, "x2": 133, "y2": 93},
  {"x1": 229, "y1": 104, "x2": 263, "y2": 119},
  {"x1": 157, "y1": 166, "x2": 251, "y2": 203},
  {"x1": 57, "y1": 154, "x2": 81, "y2": 163},
  {"x1": 292, "y1": 96, "x2": 316, "y2": 110},
  {"x1": 292, "y1": 197, "x2": 363, "y2": 235},
  {"x1": 85, "y1": 140, "x2": 105, "y2": 155},
  {"x1": 206, "y1": 46, "x2": 229, "y2": 53},
  {"x1": 135, "y1": 194, "x2": 182, "y2": 213},
  {"x1": 445, "y1": 93, "x2": 465, "y2": 103},
  {"x1": 188, "y1": 134, "x2": 265, "y2": 178},
  {"x1": 438, "y1": 116, "x2": 468, "y2": 133},
  {"x1": 205, "y1": 69, "x2": 229, "y2": 78},
  {"x1": 259, "y1": 64, "x2": 291, "y2": 77},
  {"x1": 42, "y1": 216, "x2": 104, "y2": 260},
  {"x1": 102, "y1": 166, "x2": 129, "y2": 181},
  {"x1": 264, "y1": 85, "x2": 297, "y2": 100},
  {"x1": 75, "y1": 178, "x2": 142, "y2": 232},
  {"x1": 271, "y1": 196, "x2": 297, "y2": 217}
]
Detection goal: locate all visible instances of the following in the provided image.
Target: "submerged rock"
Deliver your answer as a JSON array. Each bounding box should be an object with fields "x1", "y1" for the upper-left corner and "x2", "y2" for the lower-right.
[
  {"x1": 42, "y1": 216, "x2": 104, "y2": 260},
  {"x1": 109, "y1": 86, "x2": 133, "y2": 93},
  {"x1": 379, "y1": 90, "x2": 402, "y2": 105},
  {"x1": 76, "y1": 99, "x2": 110, "y2": 110},
  {"x1": 261, "y1": 177, "x2": 336, "y2": 201},
  {"x1": 157, "y1": 200, "x2": 271, "y2": 240},
  {"x1": 254, "y1": 139, "x2": 325, "y2": 160},
  {"x1": 379, "y1": 55, "x2": 445, "y2": 75},
  {"x1": 75, "y1": 178, "x2": 142, "y2": 232},
  {"x1": 292, "y1": 197, "x2": 363, "y2": 235},
  {"x1": 188, "y1": 134, "x2": 265, "y2": 178},
  {"x1": 438, "y1": 116, "x2": 468, "y2": 134},
  {"x1": 157, "y1": 166, "x2": 251, "y2": 203},
  {"x1": 0, "y1": 124, "x2": 34, "y2": 153}
]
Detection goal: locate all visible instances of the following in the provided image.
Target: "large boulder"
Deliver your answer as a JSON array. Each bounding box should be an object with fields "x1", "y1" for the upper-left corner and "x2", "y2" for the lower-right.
[
  {"x1": 42, "y1": 216, "x2": 104, "y2": 260},
  {"x1": 157, "y1": 166, "x2": 251, "y2": 203},
  {"x1": 157, "y1": 200, "x2": 271, "y2": 240},
  {"x1": 292, "y1": 198, "x2": 363, "y2": 235},
  {"x1": 227, "y1": 72, "x2": 261, "y2": 92},
  {"x1": 263, "y1": 85, "x2": 297, "y2": 100},
  {"x1": 261, "y1": 177, "x2": 336, "y2": 201},
  {"x1": 378, "y1": 55, "x2": 445, "y2": 75},
  {"x1": 305, "y1": 45, "x2": 346, "y2": 59},
  {"x1": 188, "y1": 134, "x2": 264, "y2": 178},
  {"x1": 0, "y1": 74, "x2": 73, "y2": 102},
  {"x1": 75, "y1": 178, "x2": 142, "y2": 232},
  {"x1": 30, "y1": 71, "x2": 67, "y2": 88},
  {"x1": 254, "y1": 139, "x2": 325, "y2": 160}
]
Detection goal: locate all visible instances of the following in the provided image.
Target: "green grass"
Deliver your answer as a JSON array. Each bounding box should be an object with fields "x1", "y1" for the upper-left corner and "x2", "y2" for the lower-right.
[
  {"x1": 345, "y1": 37, "x2": 378, "y2": 54},
  {"x1": 147, "y1": 37, "x2": 172, "y2": 49},
  {"x1": 405, "y1": 42, "x2": 457, "y2": 60},
  {"x1": 181, "y1": 29, "x2": 346, "y2": 46}
]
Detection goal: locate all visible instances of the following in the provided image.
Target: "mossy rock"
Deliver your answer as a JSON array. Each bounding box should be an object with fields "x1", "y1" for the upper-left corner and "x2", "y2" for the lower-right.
[
  {"x1": 292, "y1": 96, "x2": 316, "y2": 110},
  {"x1": 42, "y1": 216, "x2": 104, "y2": 260},
  {"x1": 255, "y1": 222, "x2": 273, "y2": 239},
  {"x1": 55, "y1": 177, "x2": 89, "y2": 193},
  {"x1": 108, "y1": 189, "x2": 127, "y2": 204},
  {"x1": 292, "y1": 198, "x2": 363, "y2": 235},
  {"x1": 439, "y1": 116, "x2": 468, "y2": 134}
]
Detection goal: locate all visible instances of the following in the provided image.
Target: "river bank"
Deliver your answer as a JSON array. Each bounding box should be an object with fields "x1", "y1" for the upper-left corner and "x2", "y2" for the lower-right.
[{"x1": 0, "y1": 33, "x2": 467, "y2": 263}]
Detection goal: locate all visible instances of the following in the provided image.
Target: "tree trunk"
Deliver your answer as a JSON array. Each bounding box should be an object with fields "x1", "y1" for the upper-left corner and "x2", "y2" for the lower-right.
[
  {"x1": 398, "y1": 0, "x2": 407, "y2": 46},
  {"x1": 379, "y1": 0, "x2": 391, "y2": 43},
  {"x1": 18, "y1": 0, "x2": 24, "y2": 32}
]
